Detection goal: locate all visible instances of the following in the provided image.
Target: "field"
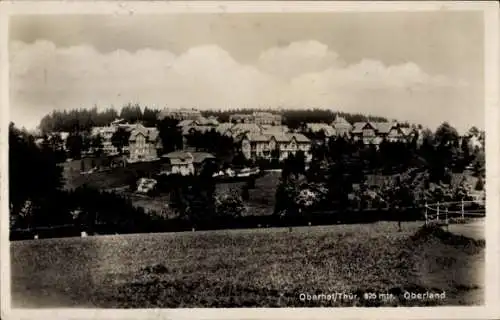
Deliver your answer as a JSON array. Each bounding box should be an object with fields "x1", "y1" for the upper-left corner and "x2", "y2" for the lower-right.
[
  {"x1": 61, "y1": 159, "x2": 281, "y2": 216},
  {"x1": 216, "y1": 171, "x2": 281, "y2": 216},
  {"x1": 60, "y1": 159, "x2": 166, "y2": 191},
  {"x1": 10, "y1": 221, "x2": 484, "y2": 308}
]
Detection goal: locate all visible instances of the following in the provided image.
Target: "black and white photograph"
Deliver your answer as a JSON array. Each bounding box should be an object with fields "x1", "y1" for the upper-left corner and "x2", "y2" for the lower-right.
[{"x1": 1, "y1": 1, "x2": 499, "y2": 319}]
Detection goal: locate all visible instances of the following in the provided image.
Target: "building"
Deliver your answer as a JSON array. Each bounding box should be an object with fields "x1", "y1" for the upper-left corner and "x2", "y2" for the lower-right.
[
  {"x1": 197, "y1": 116, "x2": 219, "y2": 126},
  {"x1": 401, "y1": 127, "x2": 424, "y2": 147},
  {"x1": 261, "y1": 125, "x2": 290, "y2": 135},
  {"x1": 177, "y1": 116, "x2": 219, "y2": 128},
  {"x1": 252, "y1": 112, "x2": 282, "y2": 126},
  {"x1": 304, "y1": 123, "x2": 336, "y2": 137},
  {"x1": 157, "y1": 108, "x2": 202, "y2": 121},
  {"x1": 90, "y1": 119, "x2": 137, "y2": 155},
  {"x1": 229, "y1": 114, "x2": 253, "y2": 124},
  {"x1": 91, "y1": 126, "x2": 119, "y2": 154},
  {"x1": 229, "y1": 112, "x2": 282, "y2": 126},
  {"x1": 375, "y1": 122, "x2": 408, "y2": 143},
  {"x1": 240, "y1": 132, "x2": 311, "y2": 162},
  {"x1": 215, "y1": 123, "x2": 235, "y2": 136},
  {"x1": 228, "y1": 123, "x2": 263, "y2": 138},
  {"x1": 128, "y1": 124, "x2": 162, "y2": 162},
  {"x1": 182, "y1": 125, "x2": 215, "y2": 136},
  {"x1": 351, "y1": 121, "x2": 407, "y2": 145},
  {"x1": 331, "y1": 115, "x2": 353, "y2": 137},
  {"x1": 162, "y1": 151, "x2": 216, "y2": 176}
]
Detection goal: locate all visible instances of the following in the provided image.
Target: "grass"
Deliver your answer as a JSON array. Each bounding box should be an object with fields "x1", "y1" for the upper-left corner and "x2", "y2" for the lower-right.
[
  {"x1": 61, "y1": 159, "x2": 166, "y2": 191},
  {"x1": 10, "y1": 221, "x2": 484, "y2": 308},
  {"x1": 61, "y1": 161, "x2": 281, "y2": 217},
  {"x1": 216, "y1": 171, "x2": 281, "y2": 216}
]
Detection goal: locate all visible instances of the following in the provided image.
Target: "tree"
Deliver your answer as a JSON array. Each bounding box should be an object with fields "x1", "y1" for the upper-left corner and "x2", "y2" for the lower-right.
[
  {"x1": 241, "y1": 184, "x2": 250, "y2": 201},
  {"x1": 9, "y1": 123, "x2": 64, "y2": 229},
  {"x1": 452, "y1": 176, "x2": 473, "y2": 201},
  {"x1": 475, "y1": 176, "x2": 484, "y2": 191},
  {"x1": 270, "y1": 148, "x2": 281, "y2": 167},
  {"x1": 215, "y1": 189, "x2": 246, "y2": 218},
  {"x1": 111, "y1": 127, "x2": 131, "y2": 155},
  {"x1": 66, "y1": 132, "x2": 84, "y2": 159},
  {"x1": 294, "y1": 150, "x2": 306, "y2": 175},
  {"x1": 157, "y1": 117, "x2": 182, "y2": 154},
  {"x1": 471, "y1": 150, "x2": 485, "y2": 177},
  {"x1": 232, "y1": 151, "x2": 250, "y2": 168},
  {"x1": 326, "y1": 161, "x2": 353, "y2": 213},
  {"x1": 274, "y1": 175, "x2": 305, "y2": 217},
  {"x1": 143, "y1": 107, "x2": 160, "y2": 127},
  {"x1": 468, "y1": 126, "x2": 480, "y2": 137},
  {"x1": 434, "y1": 122, "x2": 459, "y2": 147},
  {"x1": 120, "y1": 103, "x2": 143, "y2": 123},
  {"x1": 91, "y1": 134, "x2": 104, "y2": 157},
  {"x1": 380, "y1": 173, "x2": 417, "y2": 231}
]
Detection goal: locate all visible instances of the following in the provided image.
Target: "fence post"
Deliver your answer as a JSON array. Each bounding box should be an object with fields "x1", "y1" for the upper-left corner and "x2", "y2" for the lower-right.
[
  {"x1": 437, "y1": 202, "x2": 440, "y2": 222},
  {"x1": 424, "y1": 202, "x2": 428, "y2": 225},
  {"x1": 445, "y1": 207, "x2": 449, "y2": 231},
  {"x1": 461, "y1": 199, "x2": 465, "y2": 221}
]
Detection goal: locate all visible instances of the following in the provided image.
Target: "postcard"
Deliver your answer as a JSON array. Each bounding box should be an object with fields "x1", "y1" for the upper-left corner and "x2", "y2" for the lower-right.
[{"x1": 1, "y1": 1, "x2": 499, "y2": 319}]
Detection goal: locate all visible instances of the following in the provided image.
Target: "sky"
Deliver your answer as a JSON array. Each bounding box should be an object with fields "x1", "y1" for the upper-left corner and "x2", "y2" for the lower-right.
[{"x1": 9, "y1": 12, "x2": 484, "y2": 133}]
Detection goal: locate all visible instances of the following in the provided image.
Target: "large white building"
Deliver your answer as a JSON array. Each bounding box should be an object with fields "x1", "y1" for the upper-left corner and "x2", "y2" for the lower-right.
[
  {"x1": 240, "y1": 132, "x2": 311, "y2": 162},
  {"x1": 157, "y1": 108, "x2": 202, "y2": 121},
  {"x1": 229, "y1": 112, "x2": 282, "y2": 126},
  {"x1": 91, "y1": 120, "x2": 161, "y2": 162},
  {"x1": 128, "y1": 124, "x2": 162, "y2": 162}
]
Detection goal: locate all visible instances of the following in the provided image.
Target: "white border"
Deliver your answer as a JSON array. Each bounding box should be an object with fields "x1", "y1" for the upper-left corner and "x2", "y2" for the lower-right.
[{"x1": 0, "y1": 2, "x2": 499, "y2": 319}]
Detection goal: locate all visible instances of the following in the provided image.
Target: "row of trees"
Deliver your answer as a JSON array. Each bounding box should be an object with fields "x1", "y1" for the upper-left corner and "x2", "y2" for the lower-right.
[
  {"x1": 39, "y1": 105, "x2": 403, "y2": 135},
  {"x1": 38, "y1": 104, "x2": 160, "y2": 134}
]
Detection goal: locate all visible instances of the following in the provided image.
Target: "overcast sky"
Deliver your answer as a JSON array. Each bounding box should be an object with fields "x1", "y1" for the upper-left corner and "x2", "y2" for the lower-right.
[{"x1": 9, "y1": 12, "x2": 484, "y2": 133}]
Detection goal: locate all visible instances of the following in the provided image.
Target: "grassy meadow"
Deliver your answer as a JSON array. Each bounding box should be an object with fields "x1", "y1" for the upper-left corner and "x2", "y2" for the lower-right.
[{"x1": 11, "y1": 221, "x2": 484, "y2": 308}]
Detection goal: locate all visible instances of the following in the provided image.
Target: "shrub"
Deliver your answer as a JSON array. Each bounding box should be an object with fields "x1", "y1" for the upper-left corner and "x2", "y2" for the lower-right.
[
  {"x1": 215, "y1": 189, "x2": 246, "y2": 218},
  {"x1": 475, "y1": 177, "x2": 484, "y2": 191}
]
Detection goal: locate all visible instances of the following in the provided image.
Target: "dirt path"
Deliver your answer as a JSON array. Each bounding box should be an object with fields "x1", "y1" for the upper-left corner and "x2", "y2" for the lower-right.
[
  {"x1": 445, "y1": 218, "x2": 485, "y2": 241},
  {"x1": 443, "y1": 219, "x2": 485, "y2": 304}
]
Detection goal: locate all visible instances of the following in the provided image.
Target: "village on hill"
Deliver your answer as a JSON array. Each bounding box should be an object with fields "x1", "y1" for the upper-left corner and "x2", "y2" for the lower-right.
[{"x1": 9, "y1": 105, "x2": 485, "y2": 238}]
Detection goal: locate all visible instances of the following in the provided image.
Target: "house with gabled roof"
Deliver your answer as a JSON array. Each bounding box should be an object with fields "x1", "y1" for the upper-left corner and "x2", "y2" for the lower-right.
[
  {"x1": 376, "y1": 122, "x2": 407, "y2": 142},
  {"x1": 162, "y1": 151, "x2": 216, "y2": 176},
  {"x1": 228, "y1": 123, "x2": 263, "y2": 138},
  {"x1": 261, "y1": 124, "x2": 290, "y2": 135},
  {"x1": 351, "y1": 121, "x2": 378, "y2": 144},
  {"x1": 215, "y1": 123, "x2": 235, "y2": 136},
  {"x1": 304, "y1": 123, "x2": 337, "y2": 137},
  {"x1": 240, "y1": 132, "x2": 311, "y2": 162},
  {"x1": 351, "y1": 121, "x2": 408, "y2": 145},
  {"x1": 128, "y1": 124, "x2": 162, "y2": 162},
  {"x1": 331, "y1": 115, "x2": 353, "y2": 137},
  {"x1": 177, "y1": 119, "x2": 197, "y2": 128}
]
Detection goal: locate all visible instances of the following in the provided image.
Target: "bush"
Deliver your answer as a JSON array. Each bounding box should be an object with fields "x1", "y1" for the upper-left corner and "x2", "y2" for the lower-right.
[
  {"x1": 475, "y1": 177, "x2": 484, "y2": 191},
  {"x1": 215, "y1": 189, "x2": 246, "y2": 218}
]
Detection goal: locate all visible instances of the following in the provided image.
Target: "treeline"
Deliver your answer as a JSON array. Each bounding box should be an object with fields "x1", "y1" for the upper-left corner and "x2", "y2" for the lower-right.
[
  {"x1": 38, "y1": 104, "x2": 160, "y2": 134},
  {"x1": 39, "y1": 105, "x2": 407, "y2": 134}
]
